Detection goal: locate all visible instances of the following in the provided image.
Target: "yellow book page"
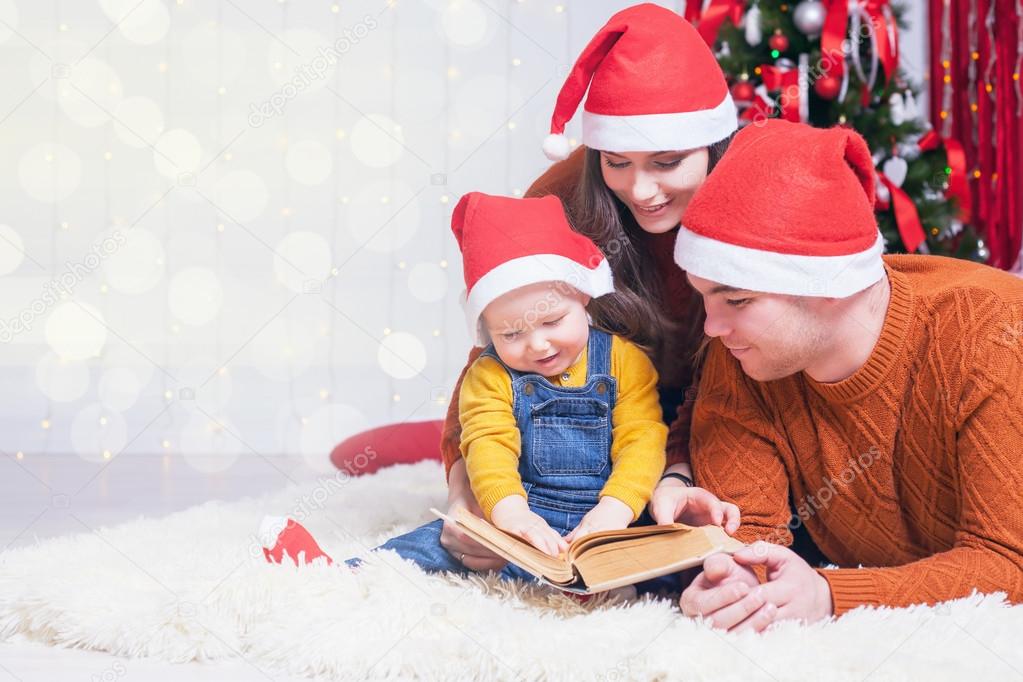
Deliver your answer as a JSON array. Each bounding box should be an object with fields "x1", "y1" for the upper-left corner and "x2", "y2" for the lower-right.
[
  {"x1": 574, "y1": 526, "x2": 745, "y2": 592},
  {"x1": 432, "y1": 508, "x2": 576, "y2": 584}
]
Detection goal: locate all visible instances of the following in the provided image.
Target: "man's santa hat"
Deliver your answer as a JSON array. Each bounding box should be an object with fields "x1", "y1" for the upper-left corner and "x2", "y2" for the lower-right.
[
  {"x1": 674, "y1": 120, "x2": 886, "y2": 298},
  {"x1": 543, "y1": 3, "x2": 737, "y2": 161},
  {"x1": 451, "y1": 192, "x2": 614, "y2": 346}
]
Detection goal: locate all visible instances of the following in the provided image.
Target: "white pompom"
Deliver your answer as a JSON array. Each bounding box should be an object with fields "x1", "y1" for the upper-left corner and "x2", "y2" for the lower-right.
[{"x1": 542, "y1": 133, "x2": 571, "y2": 161}]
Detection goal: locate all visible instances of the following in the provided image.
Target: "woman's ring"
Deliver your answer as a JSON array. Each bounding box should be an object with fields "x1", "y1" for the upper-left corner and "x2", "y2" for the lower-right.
[{"x1": 459, "y1": 552, "x2": 466, "y2": 564}]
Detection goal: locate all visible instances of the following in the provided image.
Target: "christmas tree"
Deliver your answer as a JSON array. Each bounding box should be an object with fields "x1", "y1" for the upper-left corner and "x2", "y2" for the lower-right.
[{"x1": 701, "y1": 0, "x2": 986, "y2": 262}]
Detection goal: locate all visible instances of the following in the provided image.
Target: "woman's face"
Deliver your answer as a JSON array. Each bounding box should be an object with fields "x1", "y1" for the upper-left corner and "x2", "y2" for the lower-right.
[{"x1": 599, "y1": 148, "x2": 710, "y2": 234}]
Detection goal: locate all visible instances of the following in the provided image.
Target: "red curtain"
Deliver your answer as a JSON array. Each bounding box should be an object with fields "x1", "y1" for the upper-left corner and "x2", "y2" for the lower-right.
[{"x1": 929, "y1": 0, "x2": 1023, "y2": 270}]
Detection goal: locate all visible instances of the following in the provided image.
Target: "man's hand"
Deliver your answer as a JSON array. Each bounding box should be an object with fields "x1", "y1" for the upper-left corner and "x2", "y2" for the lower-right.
[
  {"x1": 490, "y1": 495, "x2": 569, "y2": 558},
  {"x1": 680, "y1": 543, "x2": 834, "y2": 633},
  {"x1": 564, "y1": 496, "x2": 635, "y2": 543},
  {"x1": 648, "y1": 478, "x2": 741, "y2": 534}
]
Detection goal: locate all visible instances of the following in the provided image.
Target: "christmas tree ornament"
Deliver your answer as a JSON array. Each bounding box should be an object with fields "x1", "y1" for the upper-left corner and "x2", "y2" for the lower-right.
[
  {"x1": 903, "y1": 90, "x2": 919, "y2": 119},
  {"x1": 882, "y1": 155, "x2": 909, "y2": 188},
  {"x1": 744, "y1": 3, "x2": 763, "y2": 46},
  {"x1": 814, "y1": 74, "x2": 842, "y2": 99},
  {"x1": 849, "y1": 8, "x2": 879, "y2": 94},
  {"x1": 889, "y1": 92, "x2": 906, "y2": 125},
  {"x1": 759, "y1": 59, "x2": 802, "y2": 122},
  {"x1": 731, "y1": 77, "x2": 756, "y2": 102},
  {"x1": 769, "y1": 29, "x2": 790, "y2": 53},
  {"x1": 798, "y1": 53, "x2": 811, "y2": 121},
  {"x1": 793, "y1": 0, "x2": 827, "y2": 37}
]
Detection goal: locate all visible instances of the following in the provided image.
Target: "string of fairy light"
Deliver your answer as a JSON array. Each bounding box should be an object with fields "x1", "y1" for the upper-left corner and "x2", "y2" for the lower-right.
[
  {"x1": 388, "y1": 5, "x2": 400, "y2": 413},
  {"x1": 19, "y1": 0, "x2": 589, "y2": 459},
  {"x1": 159, "y1": 7, "x2": 176, "y2": 455}
]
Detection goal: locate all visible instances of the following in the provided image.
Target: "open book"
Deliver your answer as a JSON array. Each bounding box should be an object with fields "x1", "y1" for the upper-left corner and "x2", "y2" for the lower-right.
[{"x1": 432, "y1": 507, "x2": 745, "y2": 594}]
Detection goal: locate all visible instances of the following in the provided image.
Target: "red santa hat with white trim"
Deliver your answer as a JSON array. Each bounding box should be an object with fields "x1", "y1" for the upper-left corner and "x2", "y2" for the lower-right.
[
  {"x1": 451, "y1": 192, "x2": 614, "y2": 346},
  {"x1": 674, "y1": 119, "x2": 886, "y2": 298},
  {"x1": 542, "y1": 3, "x2": 737, "y2": 161}
]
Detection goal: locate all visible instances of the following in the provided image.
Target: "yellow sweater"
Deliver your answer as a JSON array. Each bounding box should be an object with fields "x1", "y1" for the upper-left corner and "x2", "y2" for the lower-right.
[{"x1": 459, "y1": 334, "x2": 668, "y2": 520}]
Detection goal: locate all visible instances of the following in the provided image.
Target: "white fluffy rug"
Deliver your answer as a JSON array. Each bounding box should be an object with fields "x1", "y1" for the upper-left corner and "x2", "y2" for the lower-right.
[{"x1": 1, "y1": 461, "x2": 1021, "y2": 681}]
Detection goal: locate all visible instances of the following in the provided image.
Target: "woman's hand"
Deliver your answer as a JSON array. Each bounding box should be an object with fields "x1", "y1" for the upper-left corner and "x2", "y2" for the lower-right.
[
  {"x1": 564, "y1": 496, "x2": 634, "y2": 543},
  {"x1": 490, "y1": 495, "x2": 569, "y2": 558},
  {"x1": 439, "y1": 459, "x2": 508, "y2": 572},
  {"x1": 648, "y1": 477, "x2": 741, "y2": 534}
]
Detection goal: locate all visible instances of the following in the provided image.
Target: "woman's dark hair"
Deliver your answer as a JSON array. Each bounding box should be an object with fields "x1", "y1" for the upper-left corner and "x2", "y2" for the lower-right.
[{"x1": 569, "y1": 134, "x2": 733, "y2": 371}]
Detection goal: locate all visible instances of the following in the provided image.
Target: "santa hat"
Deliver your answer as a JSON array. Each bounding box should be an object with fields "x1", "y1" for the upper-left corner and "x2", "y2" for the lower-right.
[
  {"x1": 451, "y1": 192, "x2": 614, "y2": 346},
  {"x1": 542, "y1": 3, "x2": 737, "y2": 161},
  {"x1": 674, "y1": 120, "x2": 886, "y2": 298}
]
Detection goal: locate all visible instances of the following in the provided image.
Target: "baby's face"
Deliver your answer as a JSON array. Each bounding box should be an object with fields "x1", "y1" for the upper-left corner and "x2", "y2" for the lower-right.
[{"x1": 482, "y1": 281, "x2": 591, "y2": 377}]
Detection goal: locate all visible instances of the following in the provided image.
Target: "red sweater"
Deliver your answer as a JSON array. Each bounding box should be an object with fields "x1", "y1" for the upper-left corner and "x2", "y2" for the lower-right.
[
  {"x1": 692, "y1": 255, "x2": 1023, "y2": 614},
  {"x1": 440, "y1": 148, "x2": 699, "y2": 476}
]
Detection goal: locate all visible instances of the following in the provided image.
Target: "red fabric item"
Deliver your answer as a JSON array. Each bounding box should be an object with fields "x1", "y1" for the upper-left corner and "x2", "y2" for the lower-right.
[
  {"x1": 864, "y1": 0, "x2": 897, "y2": 88},
  {"x1": 928, "y1": 0, "x2": 1022, "y2": 270},
  {"x1": 693, "y1": 0, "x2": 745, "y2": 47},
  {"x1": 451, "y1": 192, "x2": 607, "y2": 296},
  {"x1": 878, "y1": 173, "x2": 926, "y2": 253},
  {"x1": 821, "y1": 0, "x2": 849, "y2": 81},
  {"x1": 262, "y1": 517, "x2": 334, "y2": 566},
  {"x1": 329, "y1": 419, "x2": 443, "y2": 475},
  {"x1": 547, "y1": 3, "x2": 729, "y2": 134},
  {"x1": 681, "y1": 120, "x2": 878, "y2": 258},
  {"x1": 918, "y1": 130, "x2": 971, "y2": 223},
  {"x1": 759, "y1": 64, "x2": 801, "y2": 122}
]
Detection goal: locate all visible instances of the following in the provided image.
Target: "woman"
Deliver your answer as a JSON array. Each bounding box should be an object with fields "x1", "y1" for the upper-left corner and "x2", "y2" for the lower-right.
[{"x1": 334, "y1": 3, "x2": 739, "y2": 573}]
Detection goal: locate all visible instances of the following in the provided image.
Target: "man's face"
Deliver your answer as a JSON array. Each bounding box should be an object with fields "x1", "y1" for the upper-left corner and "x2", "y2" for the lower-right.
[{"x1": 687, "y1": 273, "x2": 830, "y2": 382}]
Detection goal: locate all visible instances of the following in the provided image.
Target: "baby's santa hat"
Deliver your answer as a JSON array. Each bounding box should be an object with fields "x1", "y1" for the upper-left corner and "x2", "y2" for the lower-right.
[
  {"x1": 451, "y1": 192, "x2": 614, "y2": 346},
  {"x1": 543, "y1": 2, "x2": 737, "y2": 161},
  {"x1": 675, "y1": 119, "x2": 886, "y2": 298}
]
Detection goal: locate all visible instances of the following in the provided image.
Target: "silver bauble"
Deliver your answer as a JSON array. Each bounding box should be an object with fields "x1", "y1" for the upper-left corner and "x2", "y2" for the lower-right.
[{"x1": 793, "y1": 0, "x2": 827, "y2": 36}]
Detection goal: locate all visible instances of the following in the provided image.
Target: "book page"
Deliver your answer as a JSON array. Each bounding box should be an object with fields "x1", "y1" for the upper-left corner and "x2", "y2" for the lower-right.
[
  {"x1": 431, "y1": 508, "x2": 577, "y2": 584},
  {"x1": 574, "y1": 526, "x2": 745, "y2": 593}
]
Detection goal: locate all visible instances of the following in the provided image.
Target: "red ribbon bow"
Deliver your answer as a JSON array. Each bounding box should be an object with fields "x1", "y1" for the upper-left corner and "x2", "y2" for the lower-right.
[
  {"x1": 821, "y1": 0, "x2": 899, "y2": 105},
  {"x1": 877, "y1": 173, "x2": 927, "y2": 253},
  {"x1": 758, "y1": 64, "x2": 801, "y2": 122},
  {"x1": 918, "y1": 130, "x2": 971, "y2": 223},
  {"x1": 693, "y1": 0, "x2": 746, "y2": 47}
]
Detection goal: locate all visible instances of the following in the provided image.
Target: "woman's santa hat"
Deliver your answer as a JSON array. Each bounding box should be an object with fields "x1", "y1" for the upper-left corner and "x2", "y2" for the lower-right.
[
  {"x1": 543, "y1": 3, "x2": 737, "y2": 161},
  {"x1": 451, "y1": 192, "x2": 614, "y2": 346},
  {"x1": 675, "y1": 120, "x2": 886, "y2": 298}
]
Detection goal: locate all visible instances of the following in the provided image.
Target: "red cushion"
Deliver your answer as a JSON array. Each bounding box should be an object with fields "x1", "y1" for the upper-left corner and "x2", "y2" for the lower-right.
[{"x1": 330, "y1": 419, "x2": 444, "y2": 476}]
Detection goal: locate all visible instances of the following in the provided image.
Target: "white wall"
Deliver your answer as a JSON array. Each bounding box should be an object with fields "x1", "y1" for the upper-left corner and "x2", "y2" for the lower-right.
[{"x1": 0, "y1": 1, "x2": 929, "y2": 467}]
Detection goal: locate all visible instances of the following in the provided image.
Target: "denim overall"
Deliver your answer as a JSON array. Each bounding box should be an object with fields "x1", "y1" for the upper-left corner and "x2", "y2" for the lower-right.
[{"x1": 347, "y1": 328, "x2": 679, "y2": 594}]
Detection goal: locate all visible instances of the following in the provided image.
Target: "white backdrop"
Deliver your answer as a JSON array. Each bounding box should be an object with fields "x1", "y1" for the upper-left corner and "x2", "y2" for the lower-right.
[{"x1": 0, "y1": 1, "x2": 928, "y2": 467}]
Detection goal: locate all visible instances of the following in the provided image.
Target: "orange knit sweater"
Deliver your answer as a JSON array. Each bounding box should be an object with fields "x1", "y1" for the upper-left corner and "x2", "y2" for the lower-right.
[{"x1": 691, "y1": 255, "x2": 1023, "y2": 615}]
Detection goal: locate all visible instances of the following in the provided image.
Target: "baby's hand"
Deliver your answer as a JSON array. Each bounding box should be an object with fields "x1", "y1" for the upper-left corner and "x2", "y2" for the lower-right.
[
  {"x1": 564, "y1": 496, "x2": 634, "y2": 543},
  {"x1": 648, "y1": 481, "x2": 741, "y2": 534},
  {"x1": 490, "y1": 495, "x2": 568, "y2": 558}
]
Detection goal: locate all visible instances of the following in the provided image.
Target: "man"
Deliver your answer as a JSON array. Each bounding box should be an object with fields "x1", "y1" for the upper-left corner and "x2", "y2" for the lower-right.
[{"x1": 661, "y1": 119, "x2": 1023, "y2": 632}]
